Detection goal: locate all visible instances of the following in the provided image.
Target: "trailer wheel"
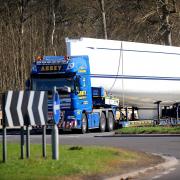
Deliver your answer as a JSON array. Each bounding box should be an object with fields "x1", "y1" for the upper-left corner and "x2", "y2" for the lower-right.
[
  {"x1": 99, "y1": 112, "x2": 106, "y2": 132},
  {"x1": 106, "y1": 111, "x2": 114, "y2": 132},
  {"x1": 81, "y1": 113, "x2": 87, "y2": 134}
]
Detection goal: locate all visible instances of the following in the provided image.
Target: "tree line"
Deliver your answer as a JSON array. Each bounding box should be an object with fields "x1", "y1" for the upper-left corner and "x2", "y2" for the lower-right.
[{"x1": 0, "y1": 0, "x2": 179, "y2": 92}]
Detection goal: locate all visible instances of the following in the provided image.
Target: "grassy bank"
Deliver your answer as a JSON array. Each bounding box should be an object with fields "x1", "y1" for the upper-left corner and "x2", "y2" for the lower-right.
[
  {"x1": 0, "y1": 143, "x2": 161, "y2": 180},
  {"x1": 116, "y1": 126, "x2": 180, "y2": 134}
]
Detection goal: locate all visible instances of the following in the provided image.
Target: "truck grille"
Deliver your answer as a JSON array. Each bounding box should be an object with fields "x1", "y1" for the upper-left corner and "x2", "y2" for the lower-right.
[{"x1": 48, "y1": 98, "x2": 71, "y2": 120}]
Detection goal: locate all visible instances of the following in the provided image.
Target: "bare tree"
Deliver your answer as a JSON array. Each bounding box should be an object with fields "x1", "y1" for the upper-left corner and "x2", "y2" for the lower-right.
[
  {"x1": 18, "y1": 0, "x2": 31, "y2": 88},
  {"x1": 51, "y1": 0, "x2": 57, "y2": 55},
  {"x1": 98, "y1": 0, "x2": 107, "y2": 39},
  {"x1": 156, "y1": 0, "x2": 177, "y2": 45}
]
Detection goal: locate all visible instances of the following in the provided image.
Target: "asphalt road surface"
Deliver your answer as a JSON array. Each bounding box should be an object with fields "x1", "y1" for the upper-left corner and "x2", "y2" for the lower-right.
[{"x1": 1, "y1": 131, "x2": 180, "y2": 179}]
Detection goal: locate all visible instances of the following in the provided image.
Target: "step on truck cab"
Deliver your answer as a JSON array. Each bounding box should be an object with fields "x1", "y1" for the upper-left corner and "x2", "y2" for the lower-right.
[{"x1": 28, "y1": 55, "x2": 119, "y2": 133}]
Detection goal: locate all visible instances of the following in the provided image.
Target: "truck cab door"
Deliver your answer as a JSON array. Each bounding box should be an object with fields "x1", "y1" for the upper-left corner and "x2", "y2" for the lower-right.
[{"x1": 75, "y1": 75, "x2": 92, "y2": 112}]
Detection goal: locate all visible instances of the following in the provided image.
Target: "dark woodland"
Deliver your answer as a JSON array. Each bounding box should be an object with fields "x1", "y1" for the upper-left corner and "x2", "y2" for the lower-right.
[{"x1": 0, "y1": 0, "x2": 179, "y2": 92}]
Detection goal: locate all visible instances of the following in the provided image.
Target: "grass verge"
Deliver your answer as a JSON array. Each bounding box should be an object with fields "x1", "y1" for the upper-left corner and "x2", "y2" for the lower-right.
[
  {"x1": 0, "y1": 143, "x2": 162, "y2": 180},
  {"x1": 116, "y1": 126, "x2": 180, "y2": 134}
]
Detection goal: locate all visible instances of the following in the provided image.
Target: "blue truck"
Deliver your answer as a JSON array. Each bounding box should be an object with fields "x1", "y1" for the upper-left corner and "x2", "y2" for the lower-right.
[{"x1": 28, "y1": 55, "x2": 119, "y2": 133}]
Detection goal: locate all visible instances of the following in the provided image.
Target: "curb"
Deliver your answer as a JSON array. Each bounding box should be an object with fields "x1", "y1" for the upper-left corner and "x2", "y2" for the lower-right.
[
  {"x1": 113, "y1": 134, "x2": 180, "y2": 137},
  {"x1": 105, "y1": 154, "x2": 179, "y2": 180},
  {"x1": 94, "y1": 133, "x2": 180, "y2": 138}
]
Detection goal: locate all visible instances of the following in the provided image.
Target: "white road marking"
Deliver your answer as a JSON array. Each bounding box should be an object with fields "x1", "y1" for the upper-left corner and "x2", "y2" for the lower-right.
[
  {"x1": 169, "y1": 167, "x2": 176, "y2": 171},
  {"x1": 152, "y1": 166, "x2": 177, "y2": 179},
  {"x1": 152, "y1": 175, "x2": 162, "y2": 179},
  {"x1": 162, "y1": 171, "x2": 170, "y2": 175}
]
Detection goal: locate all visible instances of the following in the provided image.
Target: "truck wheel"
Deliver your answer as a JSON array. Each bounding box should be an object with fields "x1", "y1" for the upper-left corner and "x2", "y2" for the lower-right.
[
  {"x1": 106, "y1": 111, "x2": 114, "y2": 132},
  {"x1": 99, "y1": 112, "x2": 106, "y2": 132},
  {"x1": 81, "y1": 113, "x2": 87, "y2": 134}
]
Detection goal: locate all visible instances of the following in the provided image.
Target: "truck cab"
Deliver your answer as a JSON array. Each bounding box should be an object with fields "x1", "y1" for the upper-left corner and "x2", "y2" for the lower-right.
[{"x1": 29, "y1": 55, "x2": 119, "y2": 133}]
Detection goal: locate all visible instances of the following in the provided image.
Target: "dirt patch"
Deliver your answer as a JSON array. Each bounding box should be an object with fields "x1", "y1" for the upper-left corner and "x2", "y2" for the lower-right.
[
  {"x1": 62, "y1": 150, "x2": 164, "y2": 180},
  {"x1": 103, "y1": 151, "x2": 163, "y2": 179}
]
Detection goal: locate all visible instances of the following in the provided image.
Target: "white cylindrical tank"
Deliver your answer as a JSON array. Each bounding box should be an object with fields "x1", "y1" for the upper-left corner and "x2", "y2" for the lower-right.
[{"x1": 66, "y1": 37, "x2": 180, "y2": 119}]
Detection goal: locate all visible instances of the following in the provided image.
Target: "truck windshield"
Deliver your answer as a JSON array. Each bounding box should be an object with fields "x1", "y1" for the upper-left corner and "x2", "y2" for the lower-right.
[{"x1": 32, "y1": 78, "x2": 74, "y2": 92}]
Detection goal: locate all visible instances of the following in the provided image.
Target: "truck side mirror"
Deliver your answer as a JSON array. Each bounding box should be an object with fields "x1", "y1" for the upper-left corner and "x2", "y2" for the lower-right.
[
  {"x1": 25, "y1": 79, "x2": 30, "y2": 90},
  {"x1": 79, "y1": 76, "x2": 86, "y2": 89},
  {"x1": 74, "y1": 76, "x2": 80, "y2": 94}
]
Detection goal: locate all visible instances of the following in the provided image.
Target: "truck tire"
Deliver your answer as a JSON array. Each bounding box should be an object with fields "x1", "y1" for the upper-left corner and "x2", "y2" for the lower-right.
[
  {"x1": 99, "y1": 112, "x2": 106, "y2": 132},
  {"x1": 81, "y1": 113, "x2": 87, "y2": 134},
  {"x1": 106, "y1": 111, "x2": 114, "y2": 132}
]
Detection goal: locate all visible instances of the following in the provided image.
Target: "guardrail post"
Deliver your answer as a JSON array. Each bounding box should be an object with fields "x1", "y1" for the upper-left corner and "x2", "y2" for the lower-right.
[
  {"x1": 26, "y1": 125, "x2": 30, "y2": 158},
  {"x1": 42, "y1": 125, "x2": 46, "y2": 158},
  {"x1": 155, "y1": 101, "x2": 161, "y2": 124},
  {"x1": 126, "y1": 107, "x2": 128, "y2": 121},
  {"x1": 51, "y1": 86, "x2": 60, "y2": 160},
  {"x1": 2, "y1": 124, "x2": 7, "y2": 163},
  {"x1": 52, "y1": 124, "x2": 59, "y2": 160},
  {"x1": 2, "y1": 93, "x2": 7, "y2": 163},
  {"x1": 176, "y1": 103, "x2": 179, "y2": 125},
  {"x1": 132, "y1": 107, "x2": 135, "y2": 121},
  {"x1": 20, "y1": 126, "x2": 24, "y2": 159}
]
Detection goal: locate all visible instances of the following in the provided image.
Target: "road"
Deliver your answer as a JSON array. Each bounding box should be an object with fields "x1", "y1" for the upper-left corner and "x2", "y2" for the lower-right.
[{"x1": 2, "y1": 131, "x2": 180, "y2": 179}]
